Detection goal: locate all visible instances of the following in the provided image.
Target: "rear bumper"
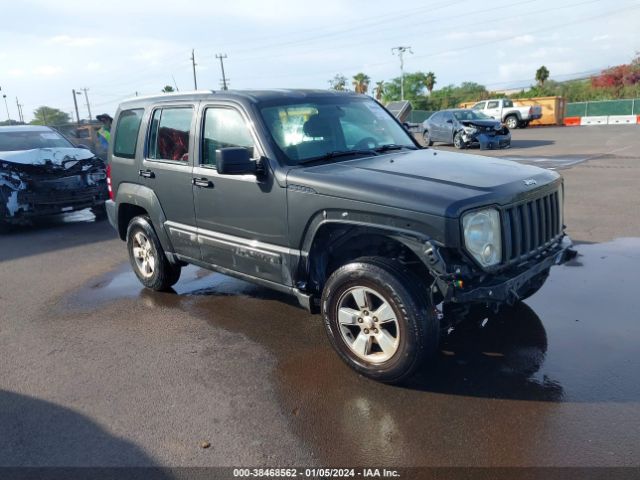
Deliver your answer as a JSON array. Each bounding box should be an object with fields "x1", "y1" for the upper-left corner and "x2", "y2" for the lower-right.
[
  {"x1": 444, "y1": 236, "x2": 576, "y2": 304},
  {"x1": 106, "y1": 199, "x2": 117, "y2": 231}
]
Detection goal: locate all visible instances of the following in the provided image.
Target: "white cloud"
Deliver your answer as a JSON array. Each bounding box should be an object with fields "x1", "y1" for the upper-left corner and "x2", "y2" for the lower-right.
[
  {"x1": 8, "y1": 68, "x2": 26, "y2": 77},
  {"x1": 86, "y1": 62, "x2": 103, "y2": 72},
  {"x1": 512, "y1": 34, "x2": 535, "y2": 45},
  {"x1": 48, "y1": 35, "x2": 99, "y2": 47},
  {"x1": 592, "y1": 34, "x2": 610, "y2": 42},
  {"x1": 32, "y1": 65, "x2": 64, "y2": 76},
  {"x1": 444, "y1": 30, "x2": 502, "y2": 41}
]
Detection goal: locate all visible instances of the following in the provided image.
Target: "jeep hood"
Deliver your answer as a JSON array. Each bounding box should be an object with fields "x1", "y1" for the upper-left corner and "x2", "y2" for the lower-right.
[{"x1": 286, "y1": 149, "x2": 560, "y2": 218}]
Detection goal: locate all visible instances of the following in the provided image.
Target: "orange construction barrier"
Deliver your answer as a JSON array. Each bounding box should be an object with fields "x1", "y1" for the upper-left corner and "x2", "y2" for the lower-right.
[
  {"x1": 637, "y1": 115, "x2": 640, "y2": 124},
  {"x1": 563, "y1": 116, "x2": 581, "y2": 126}
]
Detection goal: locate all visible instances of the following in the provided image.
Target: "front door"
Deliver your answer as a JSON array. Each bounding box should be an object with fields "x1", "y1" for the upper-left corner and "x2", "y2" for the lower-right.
[
  {"x1": 141, "y1": 104, "x2": 200, "y2": 260},
  {"x1": 192, "y1": 103, "x2": 289, "y2": 285}
]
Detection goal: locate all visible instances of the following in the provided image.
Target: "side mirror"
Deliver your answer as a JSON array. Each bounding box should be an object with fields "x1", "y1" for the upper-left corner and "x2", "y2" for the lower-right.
[
  {"x1": 216, "y1": 147, "x2": 256, "y2": 175},
  {"x1": 402, "y1": 122, "x2": 411, "y2": 130},
  {"x1": 446, "y1": 119, "x2": 453, "y2": 124}
]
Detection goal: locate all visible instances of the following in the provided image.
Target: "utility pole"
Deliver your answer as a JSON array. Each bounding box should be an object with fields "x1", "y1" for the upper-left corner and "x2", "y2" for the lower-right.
[
  {"x1": 2, "y1": 94, "x2": 9, "y2": 121},
  {"x1": 79, "y1": 88, "x2": 92, "y2": 121},
  {"x1": 16, "y1": 97, "x2": 24, "y2": 123},
  {"x1": 191, "y1": 49, "x2": 198, "y2": 90},
  {"x1": 72, "y1": 89, "x2": 81, "y2": 123},
  {"x1": 171, "y1": 75, "x2": 180, "y2": 92},
  {"x1": 215, "y1": 53, "x2": 228, "y2": 90},
  {"x1": 391, "y1": 46, "x2": 413, "y2": 101}
]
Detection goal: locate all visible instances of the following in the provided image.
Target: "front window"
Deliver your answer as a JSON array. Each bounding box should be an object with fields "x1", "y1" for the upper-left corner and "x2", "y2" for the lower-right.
[
  {"x1": 201, "y1": 108, "x2": 256, "y2": 167},
  {"x1": 259, "y1": 97, "x2": 415, "y2": 165},
  {"x1": 453, "y1": 110, "x2": 492, "y2": 121},
  {"x1": 0, "y1": 129, "x2": 74, "y2": 151}
]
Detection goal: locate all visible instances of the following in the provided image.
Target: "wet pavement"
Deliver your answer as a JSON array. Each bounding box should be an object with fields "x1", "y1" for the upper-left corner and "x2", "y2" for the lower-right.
[
  {"x1": 28, "y1": 236, "x2": 640, "y2": 466},
  {"x1": 1, "y1": 125, "x2": 640, "y2": 467}
]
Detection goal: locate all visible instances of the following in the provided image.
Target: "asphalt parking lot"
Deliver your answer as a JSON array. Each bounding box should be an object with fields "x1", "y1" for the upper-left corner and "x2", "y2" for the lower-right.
[{"x1": 1, "y1": 125, "x2": 640, "y2": 469}]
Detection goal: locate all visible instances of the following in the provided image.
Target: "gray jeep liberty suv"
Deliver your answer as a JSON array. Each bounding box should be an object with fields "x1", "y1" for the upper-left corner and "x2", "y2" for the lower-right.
[{"x1": 106, "y1": 90, "x2": 574, "y2": 383}]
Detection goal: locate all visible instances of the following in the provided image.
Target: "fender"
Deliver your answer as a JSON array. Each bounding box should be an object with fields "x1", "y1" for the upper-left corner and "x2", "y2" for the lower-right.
[{"x1": 114, "y1": 182, "x2": 176, "y2": 255}]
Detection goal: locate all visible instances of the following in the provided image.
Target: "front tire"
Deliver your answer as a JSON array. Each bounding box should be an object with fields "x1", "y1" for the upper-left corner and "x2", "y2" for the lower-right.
[
  {"x1": 453, "y1": 131, "x2": 466, "y2": 149},
  {"x1": 321, "y1": 257, "x2": 439, "y2": 383},
  {"x1": 126, "y1": 215, "x2": 181, "y2": 291}
]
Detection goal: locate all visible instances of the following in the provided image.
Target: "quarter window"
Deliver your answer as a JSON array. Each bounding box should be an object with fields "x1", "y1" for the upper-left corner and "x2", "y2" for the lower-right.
[
  {"x1": 113, "y1": 109, "x2": 144, "y2": 159},
  {"x1": 503, "y1": 99, "x2": 514, "y2": 108},
  {"x1": 201, "y1": 108, "x2": 255, "y2": 167},
  {"x1": 147, "y1": 107, "x2": 193, "y2": 162}
]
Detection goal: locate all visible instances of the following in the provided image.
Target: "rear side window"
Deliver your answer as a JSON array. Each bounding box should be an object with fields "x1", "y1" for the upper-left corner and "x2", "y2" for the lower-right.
[
  {"x1": 148, "y1": 107, "x2": 193, "y2": 162},
  {"x1": 113, "y1": 109, "x2": 144, "y2": 158},
  {"x1": 487, "y1": 101, "x2": 499, "y2": 109},
  {"x1": 503, "y1": 99, "x2": 513, "y2": 108}
]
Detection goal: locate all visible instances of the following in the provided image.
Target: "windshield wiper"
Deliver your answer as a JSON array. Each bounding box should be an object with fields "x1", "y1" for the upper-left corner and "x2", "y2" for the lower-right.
[
  {"x1": 374, "y1": 144, "x2": 417, "y2": 153},
  {"x1": 298, "y1": 149, "x2": 377, "y2": 165}
]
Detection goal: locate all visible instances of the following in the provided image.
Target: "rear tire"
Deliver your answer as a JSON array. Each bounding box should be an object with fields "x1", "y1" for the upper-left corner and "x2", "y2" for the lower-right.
[
  {"x1": 422, "y1": 130, "x2": 433, "y2": 146},
  {"x1": 321, "y1": 257, "x2": 439, "y2": 383},
  {"x1": 126, "y1": 215, "x2": 181, "y2": 291},
  {"x1": 505, "y1": 115, "x2": 519, "y2": 129},
  {"x1": 519, "y1": 120, "x2": 530, "y2": 129}
]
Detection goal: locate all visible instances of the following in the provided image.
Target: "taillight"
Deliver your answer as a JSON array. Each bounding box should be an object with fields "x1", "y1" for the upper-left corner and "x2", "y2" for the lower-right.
[{"x1": 106, "y1": 164, "x2": 113, "y2": 200}]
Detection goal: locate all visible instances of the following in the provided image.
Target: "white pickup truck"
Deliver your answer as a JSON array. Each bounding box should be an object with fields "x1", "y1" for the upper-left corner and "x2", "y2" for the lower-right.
[{"x1": 471, "y1": 99, "x2": 542, "y2": 129}]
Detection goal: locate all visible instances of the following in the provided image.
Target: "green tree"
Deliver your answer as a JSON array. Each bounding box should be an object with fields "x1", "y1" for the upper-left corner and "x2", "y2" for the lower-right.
[
  {"x1": 535, "y1": 66, "x2": 550, "y2": 87},
  {"x1": 352, "y1": 73, "x2": 371, "y2": 94},
  {"x1": 424, "y1": 72, "x2": 436, "y2": 95},
  {"x1": 328, "y1": 74, "x2": 348, "y2": 91},
  {"x1": 30, "y1": 106, "x2": 70, "y2": 126},
  {"x1": 374, "y1": 81, "x2": 385, "y2": 101},
  {"x1": 161, "y1": 85, "x2": 175, "y2": 93},
  {"x1": 382, "y1": 72, "x2": 429, "y2": 107}
]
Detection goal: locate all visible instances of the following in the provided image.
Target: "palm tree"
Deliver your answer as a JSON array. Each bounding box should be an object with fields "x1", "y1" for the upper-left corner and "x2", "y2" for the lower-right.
[
  {"x1": 352, "y1": 73, "x2": 371, "y2": 94},
  {"x1": 535, "y1": 66, "x2": 550, "y2": 86},
  {"x1": 374, "y1": 81, "x2": 385, "y2": 101},
  {"x1": 424, "y1": 72, "x2": 436, "y2": 95},
  {"x1": 161, "y1": 85, "x2": 175, "y2": 93}
]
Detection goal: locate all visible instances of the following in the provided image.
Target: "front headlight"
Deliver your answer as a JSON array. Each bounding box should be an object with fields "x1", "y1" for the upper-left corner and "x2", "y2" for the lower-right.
[
  {"x1": 462, "y1": 208, "x2": 502, "y2": 267},
  {"x1": 88, "y1": 171, "x2": 107, "y2": 182},
  {"x1": 463, "y1": 126, "x2": 478, "y2": 134}
]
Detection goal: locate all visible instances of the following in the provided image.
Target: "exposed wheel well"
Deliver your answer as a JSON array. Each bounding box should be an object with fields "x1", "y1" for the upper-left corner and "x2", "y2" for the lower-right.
[
  {"x1": 117, "y1": 203, "x2": 148, "y2": 240},
  {"x1": 304, "y1": 225, "x2": 431, "y2": 295}
]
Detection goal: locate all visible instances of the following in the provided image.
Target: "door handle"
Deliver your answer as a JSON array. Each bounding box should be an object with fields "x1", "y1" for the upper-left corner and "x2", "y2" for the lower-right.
[
  {"x1": 192, "y1": 177, "x2": 213, "y2": 188},
  {"x1": 138, "y1": 169, "x2": 155, "y2": 179}
]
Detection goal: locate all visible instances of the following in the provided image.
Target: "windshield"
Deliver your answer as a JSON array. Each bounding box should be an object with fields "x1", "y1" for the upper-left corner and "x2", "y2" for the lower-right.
[
  {"x1": 453, "y1": 110, "x2": 493, "y2": 121},
  {"x1": 0, "y1": 130, "x2": 74, "y2": 151},
  {"x1": 259, "y1": 97, "x2": 416, "y2": 165},
  {"x1": 453, "y1": 110, "x2": 492, "y2": 121}
]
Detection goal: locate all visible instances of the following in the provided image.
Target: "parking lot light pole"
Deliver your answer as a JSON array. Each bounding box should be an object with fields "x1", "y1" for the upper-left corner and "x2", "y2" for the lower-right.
[{"x1": 391, "y1": 46, "x2": 413, "y2": 101}]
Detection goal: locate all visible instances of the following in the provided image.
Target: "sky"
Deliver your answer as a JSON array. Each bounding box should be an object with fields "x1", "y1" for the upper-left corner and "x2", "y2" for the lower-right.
[{"x1": 0, "y1": 0, "x2": 639, "y2": 122}]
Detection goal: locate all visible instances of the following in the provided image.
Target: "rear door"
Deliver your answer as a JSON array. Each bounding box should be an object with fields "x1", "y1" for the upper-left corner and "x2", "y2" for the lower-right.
[
  {"x1": 141, "y1": 104, "x2": 200, "y2": 260},
  {"x1": 485, "y1": 100, "x2": 501, "y2": 120},
  {"x1": 428, "y1": 112, "x2": 443, "y2": 141}
]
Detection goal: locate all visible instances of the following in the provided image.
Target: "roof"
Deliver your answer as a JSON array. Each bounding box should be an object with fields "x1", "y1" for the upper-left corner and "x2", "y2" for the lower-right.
[
  {"x1": 118, "y1": 89, "x2": 361, "y2": 108},
  {"x1": 0, "y1": 125, "x2": 55, "y2": 133}
]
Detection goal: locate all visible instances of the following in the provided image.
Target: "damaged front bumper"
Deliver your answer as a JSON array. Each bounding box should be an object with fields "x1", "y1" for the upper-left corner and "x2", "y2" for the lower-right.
[
  {"x1": 12, "y1": 186, "x2": 108, "y2": 219},
  {"x1": 462, "y1": 130, "x2": 511, "y2": 150},
  {"x1": 440, "y1": 236, "x2": 576, "y2": 305}
]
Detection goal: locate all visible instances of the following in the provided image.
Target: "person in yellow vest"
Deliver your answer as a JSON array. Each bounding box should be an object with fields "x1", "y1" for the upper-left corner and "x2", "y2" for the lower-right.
[{"x1": 96, "y1": 113, "x2": 112, "y2": 160}]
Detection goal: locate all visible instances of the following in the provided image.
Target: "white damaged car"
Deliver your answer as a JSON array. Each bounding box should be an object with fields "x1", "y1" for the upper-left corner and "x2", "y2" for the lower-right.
[{"x1": 0, "y1": 126, "x2": 109, "y2": 232}]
